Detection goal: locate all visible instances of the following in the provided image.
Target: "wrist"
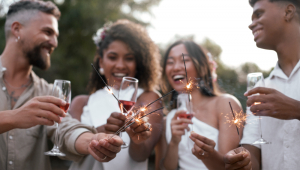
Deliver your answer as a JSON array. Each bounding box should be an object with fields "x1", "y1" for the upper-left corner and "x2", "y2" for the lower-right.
[
  {"x1": 0, "y1": 110, "x2": 17, "y2": 133},
  {"x1": 296, "y1": 101, "x2": 300, "y2": 121},
  {"x1": 169, "y1": 138, "x2": 180, "y2": 147},
  {"x1": 5, "y1": 110, "x2": 17, "y2": 128}
]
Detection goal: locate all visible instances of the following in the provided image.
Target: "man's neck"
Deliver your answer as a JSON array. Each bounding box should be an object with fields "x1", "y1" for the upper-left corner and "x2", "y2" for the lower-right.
[
  {"x1": 1, "y1": 42, "x2": 32, "y2": 83},
  {"x1": 275, "y1": 32, "x2": 300, "y2": 77}
]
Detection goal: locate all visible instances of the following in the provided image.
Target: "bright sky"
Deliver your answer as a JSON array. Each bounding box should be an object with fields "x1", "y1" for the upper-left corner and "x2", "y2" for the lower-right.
[{"x1": 139, "y1": 0, "x2": 278, "y2": 71}]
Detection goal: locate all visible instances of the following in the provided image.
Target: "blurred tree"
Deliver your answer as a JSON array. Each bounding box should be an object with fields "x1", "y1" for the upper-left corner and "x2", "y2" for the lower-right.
[
  {"x1": 201, "y1": 39, "x2": 248, "y2": 111},
  {"x1": 0, "y1": 0, "x2": 161, "y2": 97}
]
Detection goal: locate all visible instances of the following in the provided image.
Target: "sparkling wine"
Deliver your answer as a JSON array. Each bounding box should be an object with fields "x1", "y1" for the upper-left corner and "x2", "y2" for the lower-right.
[
  {"x1": 119, "y1": 100, "x2": 135, "y2": 113},
  {"x1": 60, "y1": 103, "x2": 70, "y2": 113},
  {"x1": 178, "y1": 113, "x2": 194, "y2": 120}
]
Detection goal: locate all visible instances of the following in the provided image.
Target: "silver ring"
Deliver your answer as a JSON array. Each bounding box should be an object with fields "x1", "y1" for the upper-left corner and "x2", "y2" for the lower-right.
[
  {"x1": 146, "y1": 124, "x2": 151, "y2": 131},
  {"x1": 101, "y1": 156, "x2": 107, "y2": 160}
]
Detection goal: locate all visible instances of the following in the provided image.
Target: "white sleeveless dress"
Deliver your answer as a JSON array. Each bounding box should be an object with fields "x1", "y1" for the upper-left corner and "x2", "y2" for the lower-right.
[
  {"x1": 165, "y1": 109, "x2": 219, "y2": 170},
  {"x1": 69, "y1": 87, "x2": 147, "y2": 170}
]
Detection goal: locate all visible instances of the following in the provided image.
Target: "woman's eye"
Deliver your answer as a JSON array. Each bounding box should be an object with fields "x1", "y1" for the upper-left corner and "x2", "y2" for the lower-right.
[
  {"x1": 108, "y1": 56, "x2": 117, "y2": 60},
  {"x1": 125, "y1": 57, "x2": 135, "y2": 61},
  {"x1": 166, "y1": 60, "x2": 174, "y2": 64}
]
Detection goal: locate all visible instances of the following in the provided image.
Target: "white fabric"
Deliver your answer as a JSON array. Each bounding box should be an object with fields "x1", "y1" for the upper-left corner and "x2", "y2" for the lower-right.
[
  {"x1": 241, "y1": 60, "x2": 300, "y2": 170},
  {"x1": 165, "y1": 109, "x2": 219, "y2": 170},
  {"x1": 69, "y1": 87, "x2": 147, "y2": 170}
]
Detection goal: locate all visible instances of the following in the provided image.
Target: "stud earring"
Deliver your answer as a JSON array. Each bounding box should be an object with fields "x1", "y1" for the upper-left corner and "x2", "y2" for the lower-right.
[
  {"x1": 99, "y1": 68, "x2": 104, "y2": 75},
  {"x1": 15, "y1": 36, "x2": 20, "y2": 42}
]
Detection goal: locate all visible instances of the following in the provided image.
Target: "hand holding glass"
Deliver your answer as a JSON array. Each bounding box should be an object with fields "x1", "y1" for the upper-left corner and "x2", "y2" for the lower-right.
[
  {"x1": 177, "y1": 93, "x2": 194, "y2": 149},
  {"x1": 247, "y1": 72, "x2": 270, "y2": 145},
  {"x1": 118, "y1": 77, "x2": 139, "y2": 148},
  {"x1": 45, "y1": 80, "x2": 71, "y2": 156}
]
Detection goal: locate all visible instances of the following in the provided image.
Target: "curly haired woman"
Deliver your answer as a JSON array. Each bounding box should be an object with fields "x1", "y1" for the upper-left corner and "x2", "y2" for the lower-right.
[{"x1": 69, "y1": 19, "x2": 163, "y2": 170}]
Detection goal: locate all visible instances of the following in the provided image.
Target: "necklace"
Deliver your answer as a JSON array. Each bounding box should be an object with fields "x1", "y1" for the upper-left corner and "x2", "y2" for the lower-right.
[{"x1": 3, "y1": 76, "x2": 32, "y2": 90}]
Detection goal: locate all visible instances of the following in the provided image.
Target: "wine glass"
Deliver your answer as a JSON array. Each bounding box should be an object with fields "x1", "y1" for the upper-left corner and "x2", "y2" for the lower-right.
[
  {"x1": 177, "y1": 93, "x2": 194, "y2": 150},
  {"x1": 45, "y1": 80, "x2": 71, "y2": 156},
  {"x1": 247, "y1": 72, "x2": 270, "y2": 145},
  {"x1": 118, "y1": 77, "x2": 139, "y2": 148}
]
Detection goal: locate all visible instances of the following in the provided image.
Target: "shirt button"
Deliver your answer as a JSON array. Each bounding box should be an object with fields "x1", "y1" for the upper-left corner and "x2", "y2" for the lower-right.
[
  {"x1": 9, "y1": 161, "x2": 13, "y2": 165},
  {"x1": 2, "y1": 86, "x2": 6, "y2": 91},
  {"x1": 9, "y1": 136, "x2": 13, "y2": 140}
]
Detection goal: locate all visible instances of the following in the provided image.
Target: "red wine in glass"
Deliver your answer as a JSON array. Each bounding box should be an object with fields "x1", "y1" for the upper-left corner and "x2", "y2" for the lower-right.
[
  {"x1": 178, "y1": 113, "x2": 194, "y2": 120},
  {"x1": 118, "y1": 77, "x2": 139, "y2": 148},
  {"x1": 60, "y1": 103, "x2": 70, "y2": 113},
  {"x1": 119, "y1": 100, "x2": 135, "y2": 113}
]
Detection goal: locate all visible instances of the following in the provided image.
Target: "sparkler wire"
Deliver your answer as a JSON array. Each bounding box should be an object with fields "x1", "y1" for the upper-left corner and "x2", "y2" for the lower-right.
[
  {"x1": 182, "y1": 53, "x2": 192, "y2": 113},
  {"x1": 229, "y1": 102, "x2": 240, "y2": 136},
  {"x1": 145, "y1": 89, "x2": 175, "y2": 108},
  {"x1": 140, "y1": 107, "x2": 164, "y2": 119}
]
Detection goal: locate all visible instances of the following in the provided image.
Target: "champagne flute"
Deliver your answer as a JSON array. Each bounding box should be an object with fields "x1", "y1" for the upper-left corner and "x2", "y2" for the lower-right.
[
  {"x1": 247, "y1": 73, "x2": 270, "y2": 145},
  {"x1": 45, "y1": 80, "x2": 71, "y2": 156},
  {"x1": 118, "y1": 77, "x2": 139, "y2": 148},
  {"x1": 177, "y1": 93, "x2": 194, "y2": 150}
]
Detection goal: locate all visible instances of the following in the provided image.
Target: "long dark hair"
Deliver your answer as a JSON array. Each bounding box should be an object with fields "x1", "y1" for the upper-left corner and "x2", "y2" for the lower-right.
[
  {"x1": 162, "y1": 40, "x2": 220, "y2": 109},
  {"x1": 87, "y1": 20, "x2": 161, "y2": 94}
]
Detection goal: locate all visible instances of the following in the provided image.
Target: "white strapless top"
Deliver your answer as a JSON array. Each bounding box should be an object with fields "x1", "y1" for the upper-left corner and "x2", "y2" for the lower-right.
[
  {"x1": 165, "y1": 109, "x2": 219, "y2": 170},
  {"x1": 69, "y1": 87, "x2": 147, "y2": 170}
]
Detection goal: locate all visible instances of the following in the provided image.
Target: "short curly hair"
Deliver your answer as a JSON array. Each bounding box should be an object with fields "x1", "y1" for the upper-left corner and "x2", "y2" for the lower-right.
[{"x1": 88, "y1": 19, "x2": 161, "y2": 94}]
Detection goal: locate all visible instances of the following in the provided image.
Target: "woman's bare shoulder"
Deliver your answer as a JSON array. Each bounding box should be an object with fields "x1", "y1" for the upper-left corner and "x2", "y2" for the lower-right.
[
  {"x1": 215, "y1": 93, "x2": 242, "y2": 106},
  {"x1": 69, "y1": 95, "x2": 90, "y2": 121}
]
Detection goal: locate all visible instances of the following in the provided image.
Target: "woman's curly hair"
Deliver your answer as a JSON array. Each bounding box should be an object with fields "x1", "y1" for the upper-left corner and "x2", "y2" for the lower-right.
[{"x1": 88, "y1": 19, "x2": 161, "y2": 94}]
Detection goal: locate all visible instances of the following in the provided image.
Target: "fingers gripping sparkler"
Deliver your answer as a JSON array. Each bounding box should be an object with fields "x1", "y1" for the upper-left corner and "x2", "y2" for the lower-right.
[{"x1": 109, "y1": 107, "x2": 164, "y2": 139}]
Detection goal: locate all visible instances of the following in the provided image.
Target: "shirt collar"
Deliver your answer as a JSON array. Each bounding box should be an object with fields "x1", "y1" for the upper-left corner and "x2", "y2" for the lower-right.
[
  {"x1": 269, "y1": 60, "x2": 300, "y2": 80},
  {"x1": 0, "y1": 59, "x2": 6, "y2": 78}
]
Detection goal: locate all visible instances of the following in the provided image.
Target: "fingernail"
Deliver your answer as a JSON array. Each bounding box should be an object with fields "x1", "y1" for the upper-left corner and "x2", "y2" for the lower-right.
[
  {"x1": 62, "y1": 100, "x2": 66, "y2": 105},
  {"x1": 244, "y1": 92, "x2": 248, "y2": 96}
]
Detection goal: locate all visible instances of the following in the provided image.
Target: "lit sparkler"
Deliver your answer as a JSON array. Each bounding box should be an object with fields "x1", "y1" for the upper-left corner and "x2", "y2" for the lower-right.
[{"x1": 182, "y1": 53, "x2": 193, "y2": 112}]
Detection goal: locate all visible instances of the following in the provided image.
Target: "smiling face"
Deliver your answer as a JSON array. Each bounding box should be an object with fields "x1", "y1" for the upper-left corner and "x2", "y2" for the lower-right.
[
  {"x1": 19, "y1": 12, "x2": 59, "y2": 70},
  {"x1": 99, "y1": 40, "x2": 137, "y2": 89},
  {"x1": 249, "y1": 0, "x2": 286, "y2": 49},
  {"x1": 165, "y1": 44, "x2": 198, "y2": 92}
]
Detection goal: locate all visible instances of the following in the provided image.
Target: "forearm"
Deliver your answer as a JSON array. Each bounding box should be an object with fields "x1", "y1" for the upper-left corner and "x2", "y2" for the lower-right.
[
  {"x1": 201, "y1": 150, "x2": 225, "y2": 170},
  {"x1": 244, "y1": 144, "x2": 261, "y2": 170},
  {"x1": 129, "y1": 139, "x2": 154, "y2": 162},
  {"x1": 294, "y1": 100, "x2": 300, "y2": 121},
  {"x1": 163, "y1": 141, "x2": 179, "y2": 170},
  {"x1": 0, "y1": 110, "x2": 16, "y2": 134},
  {"x1": 74, "y1": 132, "x2": 94, "y2": 155}
]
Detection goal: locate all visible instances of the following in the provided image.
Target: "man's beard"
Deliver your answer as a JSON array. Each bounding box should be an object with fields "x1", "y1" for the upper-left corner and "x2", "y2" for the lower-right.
[{"x1": 26, "y1": 42, "x2": 53, "y2": 70}]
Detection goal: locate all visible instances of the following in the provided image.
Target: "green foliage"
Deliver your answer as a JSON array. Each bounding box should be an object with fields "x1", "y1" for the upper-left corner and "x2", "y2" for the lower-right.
[{"x1": 0, "y1": 0, "x2": 160, "y2": 98}]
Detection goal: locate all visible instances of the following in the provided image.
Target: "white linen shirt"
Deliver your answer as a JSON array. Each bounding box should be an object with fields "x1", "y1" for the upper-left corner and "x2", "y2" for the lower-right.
[{"x1": 241, "y1": 60, "x2": 300, "y2": 170}]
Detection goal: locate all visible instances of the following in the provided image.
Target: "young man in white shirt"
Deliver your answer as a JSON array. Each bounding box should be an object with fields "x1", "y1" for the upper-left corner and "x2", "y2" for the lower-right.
[{"x1": 223, "y1": 0, "x2": 300, "y2": 169}]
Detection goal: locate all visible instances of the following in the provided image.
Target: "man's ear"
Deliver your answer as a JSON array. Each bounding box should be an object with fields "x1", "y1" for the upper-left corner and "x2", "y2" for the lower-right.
[
  {"x1": 10, "y1": 21, "x2": 22, "y2": 39},
  {"x1": 284, "y1": 4, "x2": 297, "y2": 22}
]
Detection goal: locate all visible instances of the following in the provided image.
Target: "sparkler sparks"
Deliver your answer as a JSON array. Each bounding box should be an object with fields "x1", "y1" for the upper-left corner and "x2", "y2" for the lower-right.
[{"x1": 225, "y1": 109, "x2": 247, "y2": 129}]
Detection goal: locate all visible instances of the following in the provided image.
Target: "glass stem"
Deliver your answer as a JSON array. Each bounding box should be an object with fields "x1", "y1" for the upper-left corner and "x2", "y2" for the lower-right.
[
  {"x1": 54, "y1": 122, "x2": 59, "y2": 149},
  {"x1": 259, "y1": 116, "x2": 263, "y2": 138}
]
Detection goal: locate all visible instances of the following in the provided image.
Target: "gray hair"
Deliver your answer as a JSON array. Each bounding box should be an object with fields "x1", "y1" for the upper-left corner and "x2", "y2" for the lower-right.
[{"x1": 4, "y1": 0, "x2": 60, "y2": 40}]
